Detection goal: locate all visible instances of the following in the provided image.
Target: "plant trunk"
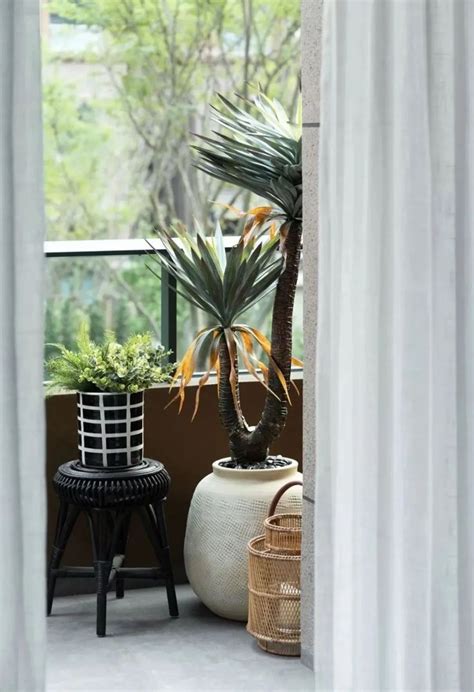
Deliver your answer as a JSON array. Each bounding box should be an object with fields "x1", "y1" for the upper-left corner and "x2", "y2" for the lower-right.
[
  {"x1": 250, "y1": 219, "x2": 302, "y2": 455},
  {"x1": 217, "y1": 338, "x2": 270, "y2": 464},
  {"x1": 217, "y1": 220, "x2": 302, "y2": 466}
]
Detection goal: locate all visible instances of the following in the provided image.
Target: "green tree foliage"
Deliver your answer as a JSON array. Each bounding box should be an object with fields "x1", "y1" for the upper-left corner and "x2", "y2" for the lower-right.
[
  {"x1": 46, "y1": 0, "x2": 300, "y2": 235},
  {"x1": 43, "y1": 0, "x2": 301, "y2": 359}
]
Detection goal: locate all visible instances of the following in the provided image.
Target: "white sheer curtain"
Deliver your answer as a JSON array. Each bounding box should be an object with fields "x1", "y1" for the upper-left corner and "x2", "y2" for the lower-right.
[
  {"x1": 0, "y1": 1, "x2": 46, "y2": 690},
  {"x1": 315, "y1": 1, "x2": 473, "y2": 690}
]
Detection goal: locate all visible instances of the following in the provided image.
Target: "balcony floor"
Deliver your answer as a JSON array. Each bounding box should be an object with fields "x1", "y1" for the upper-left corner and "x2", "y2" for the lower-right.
[{"x1": 47, "y1": 584, "x2": 314, "y2": 691}]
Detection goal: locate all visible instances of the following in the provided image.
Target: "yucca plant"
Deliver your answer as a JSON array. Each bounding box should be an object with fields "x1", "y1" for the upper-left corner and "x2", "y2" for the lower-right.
[{"x1": 149, "y1": 92, "x2": 302, "y2": 466}]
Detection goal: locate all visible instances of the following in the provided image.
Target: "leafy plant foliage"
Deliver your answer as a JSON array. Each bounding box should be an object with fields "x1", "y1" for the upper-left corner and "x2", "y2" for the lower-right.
[
  {"x1": 149, "y1": 91, "x2": 303, "y2": 466},
  {"x1": 47, "y1": 326, "x2": 174, "y2": 394},
  {"x1": 148, "y1": 221, "x2": 292, "y2": 417},
  {"x1": 194, "y1": 92, "x2": 302, "y2": 223}
]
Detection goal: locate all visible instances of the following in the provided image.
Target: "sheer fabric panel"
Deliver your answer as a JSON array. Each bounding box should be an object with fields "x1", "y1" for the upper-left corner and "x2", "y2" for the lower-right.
[
  {"x1": 0, "y1": 1, "x2": 46, "y2": 689},
  {"x1": 315, "y1": 1, "x2": 473, "y2": 689}
]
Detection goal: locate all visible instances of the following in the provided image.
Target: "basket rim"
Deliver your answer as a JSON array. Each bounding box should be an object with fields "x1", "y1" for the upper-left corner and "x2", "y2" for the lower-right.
[
  {"x1": 248, "y1": 535, "x2": 301, "y2": 560},
  {"x1": 263, "y1": 547, "x2": 301, "y2": 556},
  {"x1": 265, "y1": 515, "x2": 302, "y2": 534},
  {"x1": 248, "y1": 586, "x2": 300, "y2": 600},
  {"x1": 267, "y1": 512, "x2": 301, "y2": 520}
]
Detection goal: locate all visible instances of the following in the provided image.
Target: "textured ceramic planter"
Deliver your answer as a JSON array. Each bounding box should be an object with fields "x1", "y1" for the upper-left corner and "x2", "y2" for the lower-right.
[
  {"x1": 184, "y1": 458, "x2": 303, "y2": 621},
  {"x1": 77, "y1": 391, "x2": 144, "y2": 468}
]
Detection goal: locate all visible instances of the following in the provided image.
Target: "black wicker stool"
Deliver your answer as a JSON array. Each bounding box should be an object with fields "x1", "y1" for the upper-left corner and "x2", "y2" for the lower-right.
[{"x1": 47, "y1": 459, "x2": 179, "y2": 637}]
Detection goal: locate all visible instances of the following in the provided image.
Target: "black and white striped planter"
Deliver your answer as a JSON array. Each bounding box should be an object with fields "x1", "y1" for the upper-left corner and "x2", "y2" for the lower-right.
[{"x1": 77, "y1": 391, "x2": 144, "y2": 468}]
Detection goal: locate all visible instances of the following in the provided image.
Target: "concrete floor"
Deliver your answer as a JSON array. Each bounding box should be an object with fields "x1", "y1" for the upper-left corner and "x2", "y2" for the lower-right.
[{"x1": 47, "y1": 585, "x2": 314, "y2": 692}]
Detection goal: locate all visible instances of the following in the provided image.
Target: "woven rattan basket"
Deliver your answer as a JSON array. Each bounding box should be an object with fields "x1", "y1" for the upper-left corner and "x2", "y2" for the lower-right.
[
  {"x1": 247, "y1": 480, "x2": 303, "y2": 656},
  {"x1": 265, "y1": 482, "x2": 302, "y2": 554}
]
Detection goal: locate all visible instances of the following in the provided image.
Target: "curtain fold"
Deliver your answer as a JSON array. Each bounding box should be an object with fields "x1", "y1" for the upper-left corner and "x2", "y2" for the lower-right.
[
  {"x1": 315, "y1": 1, "x2": 473, "y2": 689},
  {"x1": 0, "y1": 1, "x2": 46, "y2": 690}
]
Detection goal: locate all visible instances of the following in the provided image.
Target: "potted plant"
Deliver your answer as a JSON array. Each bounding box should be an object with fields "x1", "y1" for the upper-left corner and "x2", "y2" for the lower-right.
[
  {"x1": 47, "y1": 327, "x2": 174, "y2": 468},
  {"x1": 148, "y1": 93, "x2": 303, "y2": 620}
]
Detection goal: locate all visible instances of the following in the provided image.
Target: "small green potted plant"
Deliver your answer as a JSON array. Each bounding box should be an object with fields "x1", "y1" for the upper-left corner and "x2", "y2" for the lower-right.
[{"x1": 47, "y1": 327, "x2": 174, "y2": 468}]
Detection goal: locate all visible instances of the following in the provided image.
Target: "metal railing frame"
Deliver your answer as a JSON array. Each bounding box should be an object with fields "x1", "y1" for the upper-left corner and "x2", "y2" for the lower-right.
[
  {"x1": 45, "y1": 238, "x2": 303, "y2": 375},
  {"x1": 45, "y1": 237, "x2": 242, "y2": 359}
]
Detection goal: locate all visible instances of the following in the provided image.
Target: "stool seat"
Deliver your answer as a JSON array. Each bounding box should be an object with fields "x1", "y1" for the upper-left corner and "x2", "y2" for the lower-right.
[
  {"x1": 47, "y1": 458, "x2": 179, "y2": 637},
  {"x1": 53, "y1": 459, "x2": 170, "y2": 508}
]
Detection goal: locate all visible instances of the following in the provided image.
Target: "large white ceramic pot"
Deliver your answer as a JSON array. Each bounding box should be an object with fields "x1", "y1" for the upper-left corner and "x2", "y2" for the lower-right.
[{"x1": 184, "y1": 457, "x2": 302, "y2": 621}]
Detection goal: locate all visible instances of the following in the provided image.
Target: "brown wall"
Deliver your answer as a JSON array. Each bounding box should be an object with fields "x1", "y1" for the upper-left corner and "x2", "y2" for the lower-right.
[{"x1": 46, "y1": 380, "x2": 303, "y2": 591}]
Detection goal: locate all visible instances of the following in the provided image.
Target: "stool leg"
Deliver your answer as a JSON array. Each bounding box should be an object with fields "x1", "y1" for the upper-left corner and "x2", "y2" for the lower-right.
[
  {"x1": 96, "y1": 560, "x2": 110, "y2": 638},
  {"x1": 139, "y1": 502, "x2": 179, "y2": 617},
  {"x1": 88, "y1": 510, "x2": 115, "y2": 637},
  {"x1": 115, "y1": 512, "x2": 131, "y2": 599},
  {"x1": 47, "y1": 502, "x2": 80, "y2": 615},
  {"x1": 154, "y1": 501, "x2": 179, "y2": 617}
]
